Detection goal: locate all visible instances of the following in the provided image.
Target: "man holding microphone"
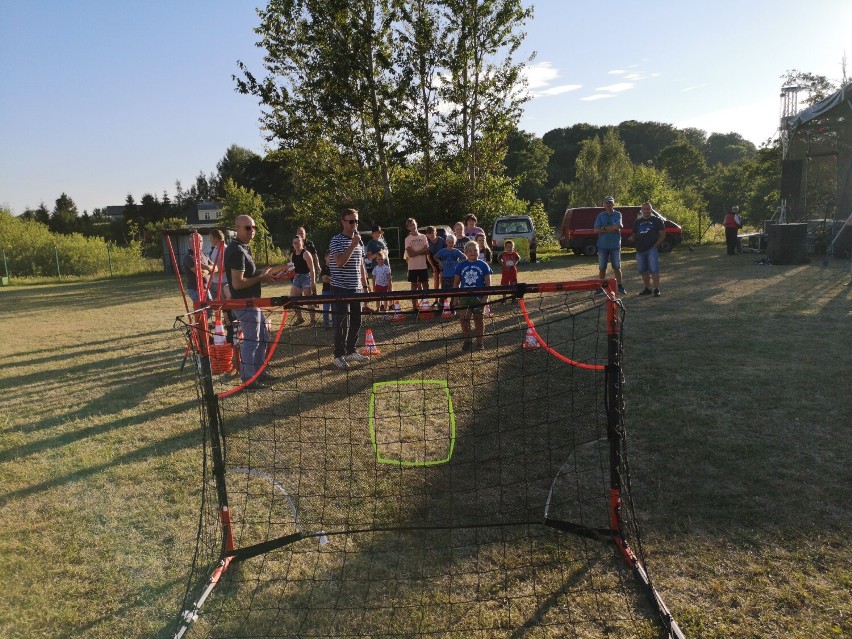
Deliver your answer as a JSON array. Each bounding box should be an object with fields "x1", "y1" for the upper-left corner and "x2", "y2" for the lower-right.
[{"x1": 328, "y1": 208, "x2": 371, "y2": 370}]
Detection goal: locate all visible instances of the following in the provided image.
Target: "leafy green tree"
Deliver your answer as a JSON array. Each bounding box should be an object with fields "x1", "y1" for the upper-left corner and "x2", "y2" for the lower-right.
[
  {"x1": 704, "y1": 132, "x2": 756, "y2": 166},
  {"x1": 616, "y1": 120, "x2": 681, "y2": 165},
  {"x1": 503, "y1": 128, "x2": 553, "y2": 203},
  {"x1": 656, "y1": 140, "x2": 708, "y2": 189},
  {"x1": 215, "y1": 144, "x2": 264, "y2": 198},
  {"x1": 220, "y1": 178, "x2": 269, "y2": 243},
  {"x1": 781, "y1": 69, "x2": 839, "y2": 106},
  {"x1": 49, "y1": 193, "x2": 80, "y2": 234},
  {"x1": 123, "y1": 194, "x2": 139, "y2": 226},
  {"x1": 545, "y1": 181, "x2": 572, "y2": 225},
  {"x1": 397, "y1": 0, "x2": 444, "y2": 181},
  {"x1": 569, "y1": 130, "x2": 633, "y2": 206},
  {"x1": 680, "y1": 127, "x2": 708, "y2": 150},
  {"x1": 439, "y1": 0, "x2": 533, "y2": 185},
  {"x1": 20, "y1": 203, "x2": 50, "y2": 225}
]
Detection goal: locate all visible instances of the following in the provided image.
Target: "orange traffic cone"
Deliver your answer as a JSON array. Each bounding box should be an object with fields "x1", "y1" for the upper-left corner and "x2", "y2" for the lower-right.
[
  {"x1": 212, "y1": 317, "x2": 227, "y2": 345},
  {"x1": 360, "y1": 329, "x2": 381, "y2": 356},
  {"x1": 483, "y1": 304, "x2": 493, "y2": 317},
  {"x1": 389, "y1": 301, "x2": 404, "y2": 322},
  {"x1": 419, "y1": 298, "x2": 434, "y2": 320},
  {"x1": 523, "y1": 327, "x2": 541, "y2": 350},
  {"x1": 441, "y1": 298, "x2": 454, "y2": 318}
]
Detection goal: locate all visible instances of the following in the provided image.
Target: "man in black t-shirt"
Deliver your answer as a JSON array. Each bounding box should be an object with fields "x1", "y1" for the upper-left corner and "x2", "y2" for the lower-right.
[
  {"x1": 630, "y1": 202, "x2": 666, "y2": 297},
  {"x1": 225, "y1": 215, "x2": 275, "y2": 386}
]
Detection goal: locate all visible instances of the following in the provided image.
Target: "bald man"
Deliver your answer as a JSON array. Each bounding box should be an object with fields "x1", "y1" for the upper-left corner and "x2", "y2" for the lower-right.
[{"x1": 225, "y1": 215, "x2": 275, "y2": 387}]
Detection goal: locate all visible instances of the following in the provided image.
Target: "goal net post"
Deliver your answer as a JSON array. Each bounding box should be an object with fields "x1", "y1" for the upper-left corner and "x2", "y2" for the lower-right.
[{"x1": 172, "y1": 280, "x2": 684, "y2": 639}]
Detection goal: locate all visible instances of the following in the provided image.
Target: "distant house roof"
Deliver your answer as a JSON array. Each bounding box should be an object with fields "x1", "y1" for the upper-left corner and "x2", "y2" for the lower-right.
[
  {"x1": 101, "y1": 201, "x2": 223, "y2": 226},
  {"x1": 105, "y1": 206, "x2": 125, "y2": 220}
]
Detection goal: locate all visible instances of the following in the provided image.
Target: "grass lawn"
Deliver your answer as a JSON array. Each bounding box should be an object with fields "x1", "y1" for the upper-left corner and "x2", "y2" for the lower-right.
[{"x1": 0, "y1": 246, "x2": 849, "y2": 638}]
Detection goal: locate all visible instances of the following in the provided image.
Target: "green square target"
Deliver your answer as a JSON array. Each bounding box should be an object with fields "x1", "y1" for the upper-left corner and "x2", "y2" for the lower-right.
[{"x1": 369, "y1": 379, "x2": 456, "y2": 466}]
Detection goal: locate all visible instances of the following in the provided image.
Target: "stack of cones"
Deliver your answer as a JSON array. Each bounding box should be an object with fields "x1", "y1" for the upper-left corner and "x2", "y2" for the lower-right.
[
  {"x1": 360, "y1": 329, "x2": 381, "y2": 356},
  {"x1": 441, "y1": 298, "x2": 454, "y2": 318},
  {"x1": 418, "y1": 298, "x2": 434, "y2": 320},
  {"x1": 522, "y1": 327, "x2": 541, "y2": 350},
  {"x1": 389, "y1": 302, "x2": 404, "y2": 322}
]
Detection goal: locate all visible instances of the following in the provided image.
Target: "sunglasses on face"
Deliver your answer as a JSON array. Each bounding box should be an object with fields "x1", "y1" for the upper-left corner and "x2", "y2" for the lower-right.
[
  {"x1": 243, "y1": 225, "x2": 257, "y2": 230},
  {"x1": 344, "y1": 218, "x2": 359, "y2": 224}
]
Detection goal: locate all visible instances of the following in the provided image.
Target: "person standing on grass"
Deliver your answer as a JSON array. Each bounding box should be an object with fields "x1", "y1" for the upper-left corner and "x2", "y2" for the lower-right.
[
  {"x1": 435, "y1": 234, "x2": 466, "y2": 312},
  {"x1": 723, "y1": 206, "x2": 743, "y2": 256},
  {"x1": 594, "y1": 196, "x2": 626, "y2": 295},
  {"x1": 463, "y1": 214, "x2": 485, "y2": 239},
  {"x1": 328, "y1": 208, "x2": 370, "y2": 370},
  {"x1": 630, "y1": 202, "x2": 666, "y2": 297},
  {"x1": 364, "y1": 224, "x2": 388, "y2": 290},
  {"x1": 225, "y1": 215, "x2": 275, "y2": 388},
  {"x1": 404, "y1": 218, "x2": 430, "y2": 312},
  {"x1": 500, "y1": 240, "x2": 520, "y2": 286},
  {"x1": 452, "y1": 221, "x2": 471, "y2": 252},
  {"x1": 371, "y1": 251, "x2": 393, "y2": 312},
  {"x1": 424, "y1": 226, "x2": 445, "y2": 291},
  {"x1": 454, "y1": 241, "x2": 492, "y2": 351},
  {"x1": 183, "y1": 233, "x2": 215, "y2": 303},
  {"x1": 208, "y1": 229, "x2": 230, "y2": 300},
  {"x1": 289, "y1": 235, "x2": 317, "y2": 325}
]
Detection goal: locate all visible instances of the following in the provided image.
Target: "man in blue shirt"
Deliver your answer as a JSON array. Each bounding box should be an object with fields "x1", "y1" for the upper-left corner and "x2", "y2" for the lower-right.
[
  {"x1": 454, "y1": 241, "x2": 492, "y2": 351},
  {"x1": 593, "y1": 196, "x2": 626, "y2": 295}
]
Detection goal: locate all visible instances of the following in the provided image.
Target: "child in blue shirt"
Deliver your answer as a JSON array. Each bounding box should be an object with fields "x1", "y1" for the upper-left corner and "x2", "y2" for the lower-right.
[
  {"x1": 453, "y1": 241, "x2": 492, "y2": 351},
  {"x1": 434, "y1": 234, "x2": 466, "y2": 313}
]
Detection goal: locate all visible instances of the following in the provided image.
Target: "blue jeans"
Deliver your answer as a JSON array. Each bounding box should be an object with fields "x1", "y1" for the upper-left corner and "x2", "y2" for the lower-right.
[
  {"x1": 187, "y1": 288, "x2": 212, "y2": 303},
  {"x1": 636, "y1": 247, "x2": 660, "y2": 275},
  {"x1": 233, "y1": 308, "x2": 269, "y2": 382},
  {"x1": 332, "y1": 286, "x2": 362, "y2": 359},
  {"x1": 598, "y1": 247, "x2": 622, "y2": 271}
]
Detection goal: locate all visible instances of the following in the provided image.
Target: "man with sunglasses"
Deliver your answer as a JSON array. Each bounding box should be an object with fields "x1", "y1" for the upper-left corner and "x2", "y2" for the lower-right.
[
  {"x1": 225, "y1": 214, "x2": 275, "y2": 387},
  {"x1": 328, "y1": 208, "x2": 370, "y2": 370}
]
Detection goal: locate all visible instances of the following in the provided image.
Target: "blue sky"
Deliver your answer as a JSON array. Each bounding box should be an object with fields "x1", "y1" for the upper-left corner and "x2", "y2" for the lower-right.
[{"x1": 1, "y1": 0, "x2": 850, "y2": 215}]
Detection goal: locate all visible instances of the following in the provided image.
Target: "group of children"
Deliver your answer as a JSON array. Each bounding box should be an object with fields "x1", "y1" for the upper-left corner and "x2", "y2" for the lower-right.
[{"x1": 296, "y1": 219, "x2": 522, "y2": 349}]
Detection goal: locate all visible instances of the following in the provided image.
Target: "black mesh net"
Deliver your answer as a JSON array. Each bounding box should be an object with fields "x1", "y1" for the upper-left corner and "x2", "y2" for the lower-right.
[{"x1": 172, "y1": 284, "x2": 678, "y2": 639}]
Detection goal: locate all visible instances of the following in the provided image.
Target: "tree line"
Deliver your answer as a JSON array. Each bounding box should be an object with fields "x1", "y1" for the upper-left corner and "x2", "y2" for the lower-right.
[{"x1": 14, "y1": 0, "x2": 842, "y2": 255}]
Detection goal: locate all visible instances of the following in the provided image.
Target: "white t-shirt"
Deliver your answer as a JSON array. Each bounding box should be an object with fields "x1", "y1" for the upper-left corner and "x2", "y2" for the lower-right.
[{"x1": 405, "y1": 233, "x2": 429, "y2": 270}]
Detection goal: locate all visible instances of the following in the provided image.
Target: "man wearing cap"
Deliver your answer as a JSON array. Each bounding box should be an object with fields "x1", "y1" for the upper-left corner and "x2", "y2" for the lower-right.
[
  {"x1": 723, "y1": 206, "x2": 743, "y2": 256},
  {"x1": 594, "y1": 196, "x2": 626, "y2": 294}
]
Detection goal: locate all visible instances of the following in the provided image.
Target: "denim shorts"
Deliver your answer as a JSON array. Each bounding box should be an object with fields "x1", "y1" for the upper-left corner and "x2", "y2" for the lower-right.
[
  {"x1": 291, "y1": 273, "x2": 313, "y2": 289},
  {"x1": 636, "y1": 247, "x2": 660, "y2": 274},
  {"x1": 598, "y1": 247, "x2": 621, "y2": 271}
]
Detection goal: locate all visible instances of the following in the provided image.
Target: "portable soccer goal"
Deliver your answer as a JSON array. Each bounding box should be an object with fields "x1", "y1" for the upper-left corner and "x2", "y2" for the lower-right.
[{"x1": 171, "y1": 281, "x2": 684, "y2": 639}]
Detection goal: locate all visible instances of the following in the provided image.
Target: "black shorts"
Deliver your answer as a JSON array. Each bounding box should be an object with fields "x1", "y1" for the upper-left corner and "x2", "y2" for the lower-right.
[{"x1": 407, "y1": 269, "x2": 428, "y2": 283}]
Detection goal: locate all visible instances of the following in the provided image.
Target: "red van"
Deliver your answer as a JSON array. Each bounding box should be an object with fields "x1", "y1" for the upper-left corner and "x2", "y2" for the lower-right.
[{"x1": 558, "y1": 206, "x2": 683, "y2": 256}]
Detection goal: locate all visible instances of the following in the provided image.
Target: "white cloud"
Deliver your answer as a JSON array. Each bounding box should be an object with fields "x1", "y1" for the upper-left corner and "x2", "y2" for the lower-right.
[
  {"x1": 608, "y1": 69, "x2": 626, "y2": 75},
  {"x1": 681, "y1": 84, "x2": 707, "y2": 92},
  {"x1": 624, "y1": 73, "x2": 643, "y2": 80},
  {"x1": 523, "y1": 61, "x2": 582, "y2": 98},
  {"x1": 581, "y1": 94, "x2": 617, "y2": 101},
  {"x1": 524, "y1": 61, "x2": 560, "y2": 90},
  {"x1": 595, "y1": 82, "x2": 636, "y2": 93},
  {"x1": 535, "y1": 84, "x2": 583, "y2": 97}
]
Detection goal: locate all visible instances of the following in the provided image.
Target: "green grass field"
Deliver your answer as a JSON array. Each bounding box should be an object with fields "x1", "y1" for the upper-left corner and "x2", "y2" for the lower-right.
[{"x1": 0, "y1": 246, "x2": 849, "y2": 638}]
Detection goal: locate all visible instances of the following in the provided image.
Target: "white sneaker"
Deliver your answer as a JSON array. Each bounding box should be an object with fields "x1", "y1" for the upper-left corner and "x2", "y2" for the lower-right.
[
  {"x1": 333, "y1": 356, "x2": 349, "y2": 369},
  {"x1": 345, "y1": 352, "x2": 370, "y2": 363}
]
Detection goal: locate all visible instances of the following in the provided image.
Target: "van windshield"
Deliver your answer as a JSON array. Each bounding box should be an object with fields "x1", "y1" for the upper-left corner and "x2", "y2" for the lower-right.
[{"x1": 495, "y1": 220, "x2": 531, "y2": 234}]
